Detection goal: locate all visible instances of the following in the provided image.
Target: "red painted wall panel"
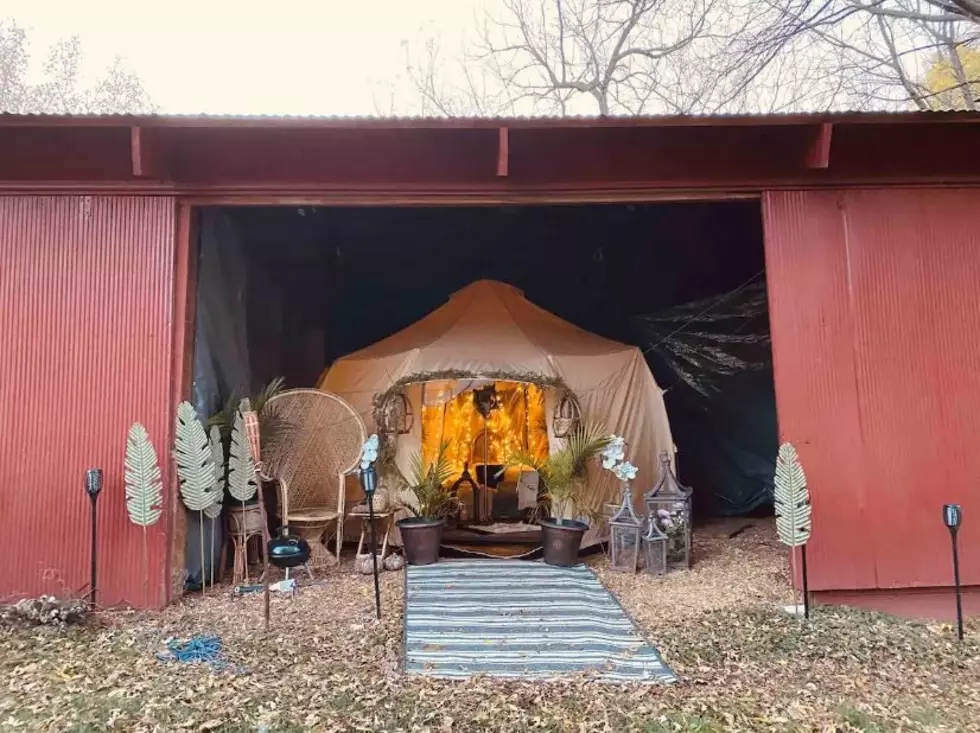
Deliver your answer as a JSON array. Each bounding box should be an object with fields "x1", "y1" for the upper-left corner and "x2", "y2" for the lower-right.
[
  {"x1": 764, "y1": 189, "x2": 980, "y2": 591},
  {"x1": 0, "y1": 196, "x2": 177, "y2": 607}
]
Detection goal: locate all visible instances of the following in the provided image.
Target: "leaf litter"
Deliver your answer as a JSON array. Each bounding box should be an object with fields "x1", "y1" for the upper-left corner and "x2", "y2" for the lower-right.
[{"x1": 1, "y1": 518, "x2": 978, "y2": 732}]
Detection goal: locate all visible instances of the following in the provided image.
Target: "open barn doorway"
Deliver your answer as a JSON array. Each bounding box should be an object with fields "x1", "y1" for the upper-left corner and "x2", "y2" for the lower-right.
[{"x1": 185, "y1": 201, "x2": 776, "y2": 581}]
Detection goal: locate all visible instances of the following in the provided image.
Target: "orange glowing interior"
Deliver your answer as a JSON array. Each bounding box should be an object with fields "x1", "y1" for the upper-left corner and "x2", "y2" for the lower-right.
[{"x1": 421, "y1": 381, "x2": 549, "y2": 481}]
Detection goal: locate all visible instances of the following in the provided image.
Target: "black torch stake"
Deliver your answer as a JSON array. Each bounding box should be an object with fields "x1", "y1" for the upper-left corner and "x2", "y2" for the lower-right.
[
  {"x1": 943, "y1": 503, "x2": 964, "y2": 641},
  {"x1": 801, "y1": 545, "x2": 810, "y2": 620},
  {"x1": 359, "y1": 465, "x2": 382, "y2": 620},
  {"x1": 84, "y1": 469, "x2": 104, "y2": 607}
]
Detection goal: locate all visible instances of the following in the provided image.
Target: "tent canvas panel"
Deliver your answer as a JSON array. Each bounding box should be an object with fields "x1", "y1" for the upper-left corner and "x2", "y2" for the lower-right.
[{"x1": 319, "y1": 280, "x2": 674, "y2": 547}]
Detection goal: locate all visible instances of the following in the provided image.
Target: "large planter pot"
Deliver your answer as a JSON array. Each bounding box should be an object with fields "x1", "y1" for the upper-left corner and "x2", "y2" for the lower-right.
[
  {"x1": 397, "y1": 517, "x2": 445, "y2": 566},
  {"x1": 539, "y1": 518, "x2": 588, "y2": 567}
]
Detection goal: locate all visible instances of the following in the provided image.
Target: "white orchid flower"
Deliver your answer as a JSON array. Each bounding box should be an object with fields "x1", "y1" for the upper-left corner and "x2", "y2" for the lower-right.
[
  {"x1": 360, "y1": 434, "x2": 380, "y2": 469},
  {"x1": 612, "y1": 461, "x2": 638, "y2": 482}
]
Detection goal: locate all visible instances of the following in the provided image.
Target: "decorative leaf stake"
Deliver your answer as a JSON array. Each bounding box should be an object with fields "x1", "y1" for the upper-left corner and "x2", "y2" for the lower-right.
[
  {"x1": 124, "y1": 422, "x2": 163, "y2": 607},
  {"x1": 228, "y1": 399, "x2": 258, "y2": 582},
  {"x1": 174, "y1": 402, "x2": 219, "y2": 511},
  {"x1": 209, "y1": 424, "x2": 225, "y2": 493},
  {"x1": 774, "y1": 443, "x2": 811, "y2": 547},
  {"x1": 174, "y1": 401, "x2": 220, "y2": 594},
  {"x1": 773, "y1": 442, "x2": 813, "y2": 619},
  {"x1": 204, "y1": 425, "x2": 225, "y2": 588},
  {"x1": 228, "y1": 401, "x2": 258, "y2": 503}
]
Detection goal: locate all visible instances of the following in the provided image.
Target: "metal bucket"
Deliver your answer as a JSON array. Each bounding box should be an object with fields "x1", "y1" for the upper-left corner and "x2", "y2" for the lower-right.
[
  {"x1": 397, "y1": 517, "x2": 445, "y2": 566},
  {"x1": 539, "y1": 519, "x2": 588, "y2": 567}
]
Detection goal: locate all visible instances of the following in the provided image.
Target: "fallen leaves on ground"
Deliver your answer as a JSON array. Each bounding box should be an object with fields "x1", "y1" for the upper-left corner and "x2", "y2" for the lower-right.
[{"x1": 1, "y1": 519, "x2": 977, "y2": 732}]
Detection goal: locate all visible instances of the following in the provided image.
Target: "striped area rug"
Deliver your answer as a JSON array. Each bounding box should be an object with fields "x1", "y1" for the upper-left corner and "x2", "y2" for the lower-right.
[{"x1": 404, "y1": 559, "x2": 676, "y2": 683}]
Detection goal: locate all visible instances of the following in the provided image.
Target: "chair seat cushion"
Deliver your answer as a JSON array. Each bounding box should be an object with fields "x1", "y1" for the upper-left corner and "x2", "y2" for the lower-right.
[{"x1": 286, "y1": 509, "x2": 340, "y2": 523}]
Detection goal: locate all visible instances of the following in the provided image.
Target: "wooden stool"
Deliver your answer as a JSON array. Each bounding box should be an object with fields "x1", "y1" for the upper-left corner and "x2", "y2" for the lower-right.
[
  {"x1": 223, "y1": 504, "x2": 267, "y2": 585},
  {"x1": 353, "y1": 510, "x2": 395, "y2": 559}
]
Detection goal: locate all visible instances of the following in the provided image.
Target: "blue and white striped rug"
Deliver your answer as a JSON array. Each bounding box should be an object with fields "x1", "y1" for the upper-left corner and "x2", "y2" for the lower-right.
[{"x1": 404, "y1": 559, "x2": 676, "y2": 683}]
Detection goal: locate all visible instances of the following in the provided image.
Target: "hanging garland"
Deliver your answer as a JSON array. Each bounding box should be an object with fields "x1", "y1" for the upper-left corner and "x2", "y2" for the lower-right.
[{"x1": 370, "y1": 369, "x2": 573, "y2": 477}]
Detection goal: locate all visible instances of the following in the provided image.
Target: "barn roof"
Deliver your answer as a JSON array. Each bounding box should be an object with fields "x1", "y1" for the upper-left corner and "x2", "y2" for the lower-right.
[{"x1": 2, "y1": 110, "x2": 979, "y2": 197}]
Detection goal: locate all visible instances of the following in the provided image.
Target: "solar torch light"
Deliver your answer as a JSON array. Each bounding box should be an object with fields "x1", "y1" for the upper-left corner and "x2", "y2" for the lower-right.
[
  {"x1": 943, "y1": 503, "x2": 964, "y2": 641},
  {"x1": 359, "y1": 463, "x2": 382, "y2": 620},
  {"x1": 84, "y1": 468, "x2": 104, "y2": 607}
]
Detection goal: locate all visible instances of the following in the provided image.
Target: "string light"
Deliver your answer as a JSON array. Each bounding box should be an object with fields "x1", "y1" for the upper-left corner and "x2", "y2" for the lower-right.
[{"x1": 421, "y1": 382, "x2": 549, "y2": 480}]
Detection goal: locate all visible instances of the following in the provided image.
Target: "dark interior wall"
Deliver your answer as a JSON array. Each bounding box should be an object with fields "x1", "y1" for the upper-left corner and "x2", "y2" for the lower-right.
[
  {"x1": 194, "y1": 200, "x2": 773, "y2": 517},
  {"x1": 219, "y1": 201, "x2": 765, "y2": 388}
]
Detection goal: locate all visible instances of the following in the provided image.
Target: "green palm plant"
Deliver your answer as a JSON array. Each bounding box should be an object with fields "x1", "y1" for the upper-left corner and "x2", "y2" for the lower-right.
[
  {"x1": 506, "y1": 422, "x2": 610, "y2": 522},
  {"x1": 396, "y1": 443, "x2": 457, "y2": 518},
  {"x1": 124, "y1": 422, "x2": 163, "y2": 607},
  {"x1": 209, "y1": 376, "x2": 286, "y2": 445}
]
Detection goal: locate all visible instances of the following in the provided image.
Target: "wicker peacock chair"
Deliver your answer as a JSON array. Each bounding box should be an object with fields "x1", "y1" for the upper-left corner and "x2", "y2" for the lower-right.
[{"x1": 259, "y1": 388, "x2": 365, "y2": 569}]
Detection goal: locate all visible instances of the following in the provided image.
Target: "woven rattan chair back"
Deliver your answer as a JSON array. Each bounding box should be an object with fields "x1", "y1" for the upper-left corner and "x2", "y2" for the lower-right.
[{"x1": 260, "y1": 388, "x2": 365, "y2": 523}]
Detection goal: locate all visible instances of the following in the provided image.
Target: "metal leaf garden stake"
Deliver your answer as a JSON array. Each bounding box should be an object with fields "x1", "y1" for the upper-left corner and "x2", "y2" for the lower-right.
[
  {"x1": 205, "y1": 425, "x2": 225, "y2": 589},
  {"x1": 174, "y1": 402, "x2": 221, "y2": 596},
  {"x1": 84, "y1": 468, "x2": 103, "y2": 607},
  {"x1": 774, "y1": 442, "x2": 812, "y2": 619},
  {"x1": 124, "y1": 423, "x2": 164, "y2": 608},
  {"x1": 943, "y1": 504, "x2": 964, "y2": 641},
  {"x1": 228, "y1": 400, "x2": 259, "y2": 582}
]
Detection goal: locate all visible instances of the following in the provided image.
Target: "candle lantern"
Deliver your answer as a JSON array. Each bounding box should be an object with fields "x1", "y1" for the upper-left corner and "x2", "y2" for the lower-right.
[
  {"x1": 609, "y1": 486, "x2": 643, "y2": 573},
  {"x1": 641, "y1": 511, "x2": 668, "y2": 576},
  {"x1": 643, "y1": 451, "x2": 693, "y2": 570}
]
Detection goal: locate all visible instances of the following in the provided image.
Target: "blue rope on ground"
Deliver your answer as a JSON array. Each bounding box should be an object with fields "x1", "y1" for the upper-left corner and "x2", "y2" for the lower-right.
[{"x1": 156, "y1": 634, "x2": 248, "y2": 675}]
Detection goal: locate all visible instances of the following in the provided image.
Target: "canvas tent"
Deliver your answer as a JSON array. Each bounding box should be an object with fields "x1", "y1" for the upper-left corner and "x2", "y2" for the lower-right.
[{"x1": 318, "y1": 280, "x2": 674, "y2": 544}]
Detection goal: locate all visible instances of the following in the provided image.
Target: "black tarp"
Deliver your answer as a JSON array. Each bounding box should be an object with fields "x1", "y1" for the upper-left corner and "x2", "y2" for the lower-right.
[
  {"x1": 634, "y1": 281, "x2": 777, "y2": 516},
  {"x1": 194, "y1": 202, "x2": 775, "y2": 524}
]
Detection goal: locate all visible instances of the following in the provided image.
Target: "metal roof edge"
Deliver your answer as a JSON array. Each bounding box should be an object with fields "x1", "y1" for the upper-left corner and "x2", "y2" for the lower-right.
[{"x1": 2, "y1": 110, "x2": 979, "y2": 129}]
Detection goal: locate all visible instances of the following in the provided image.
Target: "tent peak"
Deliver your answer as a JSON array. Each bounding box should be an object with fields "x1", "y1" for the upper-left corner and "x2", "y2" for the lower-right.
[{"x1": 450, "y1": 279, "x2": 524, "y2": 300}]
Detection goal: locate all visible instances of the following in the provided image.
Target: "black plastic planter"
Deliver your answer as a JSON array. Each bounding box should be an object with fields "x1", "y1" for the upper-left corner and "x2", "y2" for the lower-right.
[
  {"x1": 397, "y1": 517, "x2": 445, "y2": 566},
  {"x1": 539, "y1": 518, "x2": 588, "y2": 567}
]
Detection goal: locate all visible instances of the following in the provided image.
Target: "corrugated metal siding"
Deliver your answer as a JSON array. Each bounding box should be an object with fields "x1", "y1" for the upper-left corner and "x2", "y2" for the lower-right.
[
  {"x1": 0, "y1": 196, "x2": 177, "y2": 607},
  {"x1": 764, "y1": 189, "x2": 980, "y2": 591}
]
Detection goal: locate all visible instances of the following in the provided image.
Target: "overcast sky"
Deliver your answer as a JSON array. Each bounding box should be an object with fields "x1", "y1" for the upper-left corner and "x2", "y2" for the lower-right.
[{"x1": 6, "y1": 0, "x2": 482, "y2": 114}]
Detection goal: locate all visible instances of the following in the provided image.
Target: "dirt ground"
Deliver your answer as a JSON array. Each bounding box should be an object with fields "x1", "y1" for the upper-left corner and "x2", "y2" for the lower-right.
[{"x1": 2, "y1": 518, "x2": 978, "y2": 732}]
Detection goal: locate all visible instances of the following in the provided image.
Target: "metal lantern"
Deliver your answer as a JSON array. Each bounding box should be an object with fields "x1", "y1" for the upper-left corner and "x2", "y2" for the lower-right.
[
  {"x1": 379, "y1": 391, "x2": 414, "y2": 435},
  {"x1": 643, "y1": 451, "x2": 693, "y2": 570},
  {"x1": 641, "y1": 512, "x2": 668, "y2": 576},
  {"x1": 552, "y1": 390, "x2": 581, "y2": 438},
  {"x1": 451, "y1": 462, "x2": 478, "y2": 522},
  {"x1": 609, "y1": 486, "x2": 643, "y2": 573}
]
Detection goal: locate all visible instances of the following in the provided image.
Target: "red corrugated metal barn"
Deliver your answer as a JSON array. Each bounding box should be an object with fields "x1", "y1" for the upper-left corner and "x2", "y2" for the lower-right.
[{"x1": 1, "y1": 112, "x2": 978, "y2": 615}]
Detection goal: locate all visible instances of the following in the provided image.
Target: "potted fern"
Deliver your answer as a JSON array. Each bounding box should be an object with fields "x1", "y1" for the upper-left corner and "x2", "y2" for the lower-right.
[
  {"x1": 507, "y1": 423, "x2": 610, "y2": 567},
  {"x1": 395, "y1": 444, "x2": 457, "y2": 566}
]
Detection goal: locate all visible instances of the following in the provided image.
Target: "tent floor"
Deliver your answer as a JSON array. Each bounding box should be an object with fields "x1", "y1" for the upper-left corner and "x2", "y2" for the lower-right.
[{"x1": 443, "y1": 525, "x2": 542, "y2": 546}]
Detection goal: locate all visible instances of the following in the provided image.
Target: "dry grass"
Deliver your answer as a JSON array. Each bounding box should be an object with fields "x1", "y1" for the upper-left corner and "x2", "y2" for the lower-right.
[{"x1": 2, "y1": 518, "x2": 978, "y2": 732}]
